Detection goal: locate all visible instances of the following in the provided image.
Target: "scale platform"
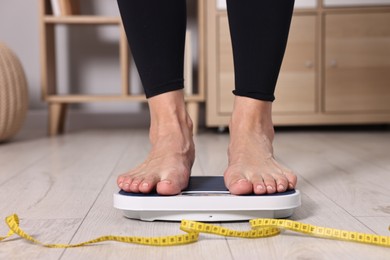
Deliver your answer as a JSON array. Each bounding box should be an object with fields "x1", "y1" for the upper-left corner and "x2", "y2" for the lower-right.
[{"x1": 114, "y1": 176, "x2": 301, "y2": 222}]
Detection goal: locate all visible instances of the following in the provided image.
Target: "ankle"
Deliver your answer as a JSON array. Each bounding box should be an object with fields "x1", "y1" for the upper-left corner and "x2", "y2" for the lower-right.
[
  {"x1": 230, "y1": 96, "x2": 274, "y2": 137},
  {"x1": 148, "y1": 90, "x2": 193, "y2": 138},
  {"x1": 150, "y1": 111, "x2": 193, "y2": 137}
]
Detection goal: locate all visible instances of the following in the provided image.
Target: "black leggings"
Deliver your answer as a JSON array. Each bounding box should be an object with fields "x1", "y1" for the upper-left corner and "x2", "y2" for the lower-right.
[{"x1": 117, "y1": 0, "x2": 294, "y2": 101}]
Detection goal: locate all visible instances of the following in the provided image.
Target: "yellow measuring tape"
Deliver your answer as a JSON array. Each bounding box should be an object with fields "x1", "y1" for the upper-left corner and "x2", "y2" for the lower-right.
[{"x1": 1, "y1": 214, "x2": 390, "y2": 248}]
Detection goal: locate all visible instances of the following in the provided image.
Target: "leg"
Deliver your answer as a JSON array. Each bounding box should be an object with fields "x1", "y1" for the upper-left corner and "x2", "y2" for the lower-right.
[
  {"x1": 224, "y1": 0, "x2": 297, "y2": 194},
  {"x1": 117, "y1": 0, "x2": 194, "y2": 195},
  {"x1": 49, "y1": 102, "x2": 67, "y2": 136}
]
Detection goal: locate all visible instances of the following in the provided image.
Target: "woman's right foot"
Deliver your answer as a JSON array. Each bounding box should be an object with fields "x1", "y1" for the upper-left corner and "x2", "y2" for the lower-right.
[{"x1": 117, "y1": 91, "x2": 195, "y2": 195}]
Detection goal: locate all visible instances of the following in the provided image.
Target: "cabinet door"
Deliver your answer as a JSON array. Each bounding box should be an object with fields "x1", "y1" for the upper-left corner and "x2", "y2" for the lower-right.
[
  {"x1": 273, "y1": 15, "x2": 316, "y2": 113},
  {"x1": 217, "y1": 15, "x2": 234, "y2": 114},
  {"x1": 325, "y1": 12, "x2": 390, "y2": 112},
  {"x1": 217, "y1": 15, "x2": 316, "y2": 114}
]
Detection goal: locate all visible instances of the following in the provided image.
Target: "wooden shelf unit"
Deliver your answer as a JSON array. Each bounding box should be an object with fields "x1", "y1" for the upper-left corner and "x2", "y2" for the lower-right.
[
  {"x1": 203, "y1": 0, "x2": 390, "y2": 127},
  {"x1": 39, "y1": 0, "x2": 205, "y2": 135}
]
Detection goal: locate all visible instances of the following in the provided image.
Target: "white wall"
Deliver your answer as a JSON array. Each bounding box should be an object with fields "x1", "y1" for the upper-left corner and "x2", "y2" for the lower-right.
[
  {"x1": 1, "y1": 0, "x2": 41, "y2": 109},
  {"x1": 0, "y1": 0, "x2": 198, "y2": 114}
]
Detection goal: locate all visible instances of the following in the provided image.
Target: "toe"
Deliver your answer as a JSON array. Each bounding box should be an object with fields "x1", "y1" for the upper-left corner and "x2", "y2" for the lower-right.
[
  {"x1": 156, "y1": 179, "x2": 182, "y2": 195},
  {"x1": 277, "y1": 164, "x2": 298, "y2": 189},
  {"x1": 262, "y1": 174, "x2": 277, "y2": 194},
  {"x1": 120, "y1": 176, "x2": 134, "y2": 192},
  {"x1": 285, "y1": 170, "x2": 298, "y2": 189},
  {"x1": 117, "y1": 175, "x2": 125, "y2": 189},
  {"x1": 273, "y1": 174, "x2": 288, "y2": 192},
  {"x1": 139, "y1": 176, "x2": 159, "y2": 193},
  {"x1": 224, "y1": 171, "x2": 253, "y2": 195},
  {"x1": 128, "y1": 177, "x2": 144, "y2": 193},
  {"x1": 270, "y1": 167, "x2": 289, "y2": 192},
  {"x1": 251, "y1": 176, "x2": 266, "y2": 195}
]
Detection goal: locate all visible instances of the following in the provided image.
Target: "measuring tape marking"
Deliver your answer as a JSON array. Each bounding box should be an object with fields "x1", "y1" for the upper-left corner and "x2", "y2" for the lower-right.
[{"x1": 1, "y1": 214, "x2": 389, "y2": 248}]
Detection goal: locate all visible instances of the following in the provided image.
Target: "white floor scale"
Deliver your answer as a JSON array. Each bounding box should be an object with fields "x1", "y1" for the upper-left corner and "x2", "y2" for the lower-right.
[{"x1": 113, "y1": 176, "x2": 301, "y2": 222}]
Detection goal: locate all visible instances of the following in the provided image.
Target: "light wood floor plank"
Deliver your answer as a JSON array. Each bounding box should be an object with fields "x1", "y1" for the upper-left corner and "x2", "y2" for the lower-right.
[
  {"x1": 195, "y1": 132, "x2": 228, "y2": 176},
  {"x1": 273, "y1": 132, "x2": 390, "y2": 217},
  {"x1": 357, "y1": 217, "x2": 390, "y2": 236},
  {"x1": 0, "y1": 130, "x2": 130, "y2": 220},
  {"x1": 60, "y1": 131, "x2": 231, "y2": 260},
  {"x1": 0, "y1": 137, "x2": 52, "y2": 185}
]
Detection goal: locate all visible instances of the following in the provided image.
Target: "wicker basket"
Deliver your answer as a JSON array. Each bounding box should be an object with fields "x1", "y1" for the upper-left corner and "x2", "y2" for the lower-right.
[{"x1": 0, "y1": 43, "x2": 28, "y2": 142}]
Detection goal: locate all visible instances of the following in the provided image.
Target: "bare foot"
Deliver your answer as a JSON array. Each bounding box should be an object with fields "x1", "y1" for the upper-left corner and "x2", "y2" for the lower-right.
[
  {"x1": 117, "y1": 91, "x2": 194, "y2": 195},
  {"x1": 224, "y1": 96, "x2": 297, "y2": 195}
]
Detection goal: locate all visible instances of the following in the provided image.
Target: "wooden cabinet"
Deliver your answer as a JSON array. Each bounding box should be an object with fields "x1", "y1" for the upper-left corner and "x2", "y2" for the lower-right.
[
  {"x1": 203, "y1": 0, "x2": 390, "y2": 127},
  {"x1": 273, "y1": 15, "x2": 317, "y2": 114},
  {"x1": 325, "y1": 12, "x2": 390, "y2": 113}
]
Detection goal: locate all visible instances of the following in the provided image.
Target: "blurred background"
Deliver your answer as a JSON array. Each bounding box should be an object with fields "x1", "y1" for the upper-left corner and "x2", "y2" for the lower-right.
[{"x1": 1, "y1": 0, "x2": 389, "y2": 136}]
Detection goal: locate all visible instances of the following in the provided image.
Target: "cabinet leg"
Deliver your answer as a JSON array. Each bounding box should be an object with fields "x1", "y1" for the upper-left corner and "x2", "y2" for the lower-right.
[
  {"x1": 217, "y1": 126, "x2": 227, "y2": 133},
  {"x1": 49, "y1": 102, "x2": 68, "y2": 136},
  {"x1": 186, "y1": 102, "x2": 199, "y2": 135}
]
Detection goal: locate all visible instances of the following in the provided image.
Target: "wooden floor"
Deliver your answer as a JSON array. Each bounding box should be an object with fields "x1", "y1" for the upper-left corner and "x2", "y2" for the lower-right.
[{"x1": 1, "y1": 114, "x2": 390, "y2": 260}]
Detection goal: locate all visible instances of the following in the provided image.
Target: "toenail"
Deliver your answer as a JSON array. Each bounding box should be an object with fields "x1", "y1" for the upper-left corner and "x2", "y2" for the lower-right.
[
  {"x1": 161, "y1": 180, "x2": 171, "y2": 184},
  {"x1": 278, "y1": 184, "x2": 285, "y2": 191},
  {"x1": 123, "y1": 183, "x2": 129, "y2": 187},
  {"x1": 289, "y1": 183, "x2": 294, "y2": 189},
  {"x1": 118, "y1": 182, "x2": 123, "y2": 188},
  {"x1": 142, "y1": 183, "x2": 149, "y2": 187},
  {"x1": 267, "y1": 185, "x2": 274, "y2": 191},
  {"x1": 256, "y1": 185, "x2": 264, "y2": 191}
]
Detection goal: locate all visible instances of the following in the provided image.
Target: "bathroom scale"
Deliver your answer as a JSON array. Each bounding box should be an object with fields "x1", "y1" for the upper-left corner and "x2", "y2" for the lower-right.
[{"x1": 113, "y1": 176, "x2": 301, "y2": 222}]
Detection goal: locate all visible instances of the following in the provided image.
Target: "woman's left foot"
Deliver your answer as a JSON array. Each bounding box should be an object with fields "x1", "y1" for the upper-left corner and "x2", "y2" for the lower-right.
[{"x1": 224, "y1": 96, "x2": 297, "y2": 195}]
